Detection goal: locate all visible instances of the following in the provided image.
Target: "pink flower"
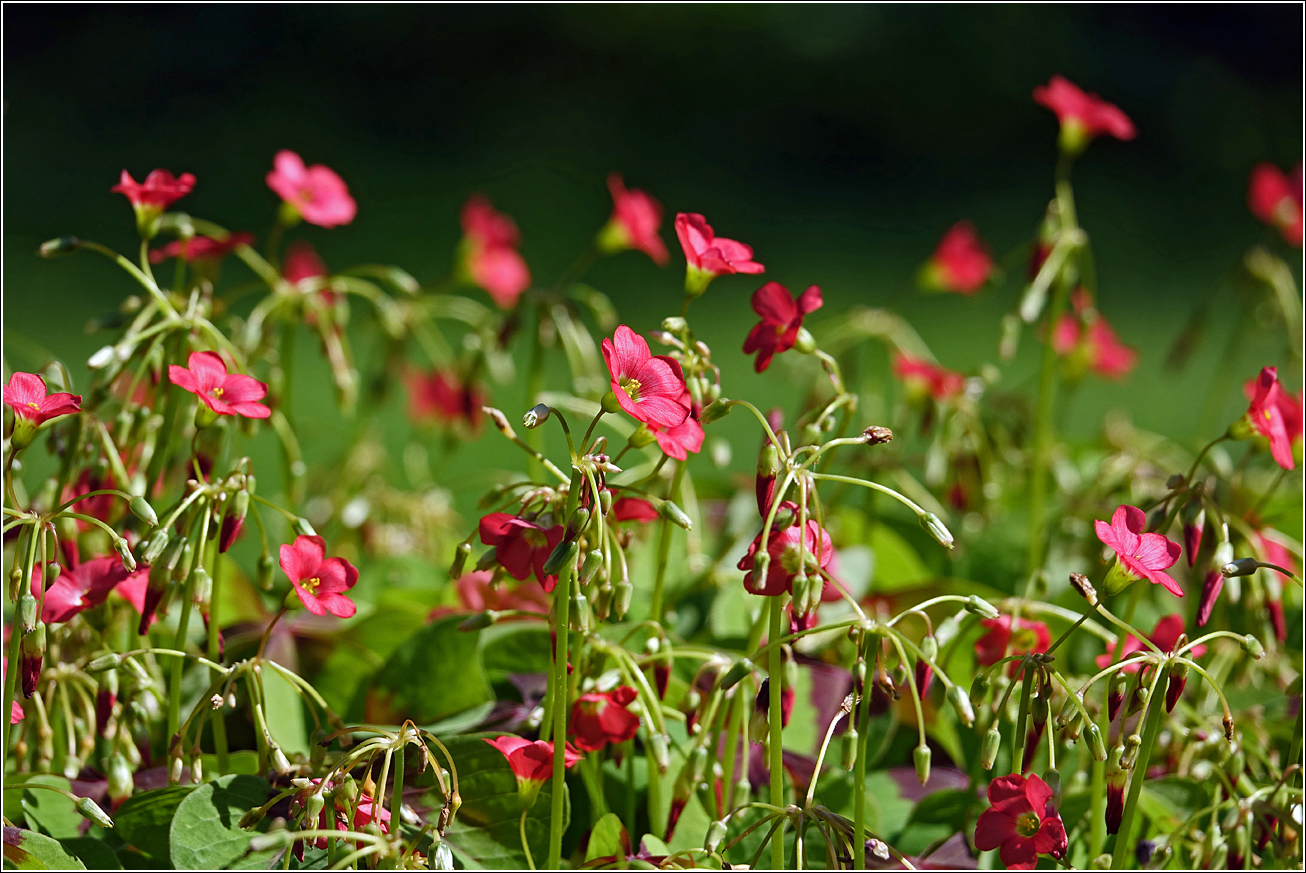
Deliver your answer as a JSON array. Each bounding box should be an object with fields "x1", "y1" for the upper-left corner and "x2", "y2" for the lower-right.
[
  {"x1": 283, "y1": 240, "x2": 330, "y2": 285},
  {"x1": 478, "y1": 513, "x2": 565, "y2": 592},
  {"x1": 652, "y1": 416, "x2": 705, "y2": 461},
  {"x1": 449, "y1": 570, "x2": 550, "y2": 616},
  {"x1": 1051, "y1": 313, "x2": 1137, "y2": 380},
  {"x1": 1094, "y1": 614, "x2": 1205, "y2": 673},
  {"x1": 892, "y1": 352, "x2": 965, "y2": 402},
  {"x1": 149, "y1": 232, "x2": 255, "y2": 264},
  {"x1": 1248, "y1": 163, "x2": 1303, "y2": 247},
  {"x1": 973, "y1": 773, "x2": 1068, "y2": 870},
  {"x1": 1095, "y1": 505, "x2": 1183, "y2": 597},
  {"x1": 111, "y1": 169, "x2": 195, "y2": 211},
  {"x1": 405, "y1": 368, "x2": 485, "y2": 431},
  {"x1": 266, "y1": 150, "x2": 356, "y2": 228},
  {"x1": 602, "y1": 325, "x2": 690, "y2": 429},
  {"x1": 168, "y1": 351, "x2": 271, "y2": 419},
  {"x1": 602, "y1": 174, "x2": 668, "y2": 265},
  {"x1": 674, "y1": 213, "x2": 764, "y2": 295},
  {"x1": 742, "y1": 282, "x2": 823, "y2": 372},
  {"x1": 571, "y1": 686, "x2": 640, "y2": 752},
  {"x1": 460, "y1": 196, "x2": 532, "y2": 308},
  {"x1": 1033, "y1": 76, "x2": 1136, "y2": 149},
  {"x1": 3, "y1": 372, "x2": 82, "y2": 429},
  {"x1": 1241, "y1": 366, "x2": 1299, "y2": 470},
  {"x1": 738, "y1": 506, "x2": 835, "y2": 597},
  {"x1": 975, "y1": 616, "x2": 1051, "y2": 677},
  {"x1": 279, "y1": 535, "x2": 359, "y2": 618},
  {"x1": 485, "y1": 736, "x2": 582, "y2": 807},
  {"x1": 920, "y1": 222, "x2": 993, "y2": 295},
  {"x1": 42, "y1": 556, "x2": 148, "y2": 624}
]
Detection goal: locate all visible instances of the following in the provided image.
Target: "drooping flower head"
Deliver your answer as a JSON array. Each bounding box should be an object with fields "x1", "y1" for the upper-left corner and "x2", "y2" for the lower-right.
[
  {"x1": 168, "y1": 351, "x2": 271, "y2": 420},
  {"x1": 975, "y1": 616, "x2": 1051, "y2": 678},
  {"x1": 3, "y1": 372, "x2": 82, "y2": 448},
  {"x1": 598, "y1": 174, "x2": 668, "y2": 265},
  {"x1": 1237, "y1": 366, "x2": 1299, "y2": 470},
  {"x1": 1095, "y1": 505, "x2": 1183, "y2": 598},
  {"x1": 738, "y1": 505, "x2": 835, "y2": 598},
  {"x1": 266, "y1": 150, "x2": 357, "y2": 228},
  {"x1": 459, "y1": 195, "x2": 532, "y2": 308},
  {"x1": 112, "y1": 169, "x2": 196, "y2": 235},
  {"x1": 973, "y1": 773, "x2": 1068, "y2": 870},
  {"x1": 919, "y1": 222, "x2": 993, "y2": 295},
  {"x1": 405, "y1": 368, "x2": 486, "y2": 431},
  {"x1": 1033, "y1": 75, "x2": 1136, "y2": 154},
  {"x1": 571, "y1": 686, "x2": 641, "y2": 751},
  {"x1": 478, "y1": 513, "x2": 565, "y2": 592},
  {"x1": 1248, "y1": 162, "x2": 1303, "y2": 247},
  {"x1": 602, "y1": 325, "x2": 690, "y2": 429},
  {"x1": 149, "y1": 232, "x2": 255, "y2": 265},
  {"x1": 485, "y1": 736, "x2": 582, "y2": 808},
  {"x1": 892, "y1": 352, "x2": 966, "y2": 402},
  {"x1": 743, "y1": 282, "x2": 823, "y2": 372},
  {"x1": 280, "y1": 535, "x2": 359, "y2": 619},
  {"x1": 674, "y1": 213, "x2": 764, "y2": 297},
  {"x1": 42, "y1": 557, "x2": 148, "y2": 624},
  {"x1": 1051, "y1": 312, "x2": 1137, "y2": 381}
]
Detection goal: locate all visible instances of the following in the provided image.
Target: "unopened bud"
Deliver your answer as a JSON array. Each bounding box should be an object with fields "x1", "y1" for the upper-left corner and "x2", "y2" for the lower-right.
[
  {"x1": 127, "y1": 496, "x2": 158, "y2": 527},
  {"x1": 1086, "y1": 723, "x2": 1107, "y2": 761},
  {"x1": 699, "y1": 399, "x2": 731, "y2": 424},
  {"x1": 458, "y1": 611, "x2": 498, "y2": 632},
  {"x1": 947, "y1": 684, "x2": 975, "y2": 727},
  {"x1": 913, "y1": 744, "x2": 931, "y2": 785},
  {"x1": 18, "y1": 594, "x2": 38, "y2": 632},
  {"x1": 113, "y1": 537, "x2": 137, "y2": 572},
  {"x1": 969, "y1": 673, "x2": 991, "y2": 706},
  {"x1": 542, "y1": 540, "x2": 579, "y2": 577},
  {"x1": 107, "y1": 753, "x2": 134, "y2": 802},
  {"x1": 256, "y1": 553, "x2": 276, "y2": 590},
  {"x1": 1241, "y1": 634, "x2": 1265, "y2": 659},
  {"x1": 841, "y1": 727, "x2": 859, "y2": 770},
  {"x1": 919, "y1": 512, "x2": 954, "y2": 550},
  {"x1": 964, "y1": 595, "x2": 999, "y2": 620},
  {"x1": 612, "y1": 578, "x2": 633, "y2": 618},
  {"x1": 600, "y1": 391, "x2": 624, "y2": 415},
  {"x1": 661, "y1": 316, "x2": 688, "y2": 334},
  {"x1": 75, "y1": 796, "x2": 114, "y2": 829},
  {"x1": 569, "y1": 594, "x2": 590, "y2": 633},
  {"x1": 659, "y1": 500, "x2": 693, "y2": 531},
  {"x1": 522, "y1": 404, "x2": 551, "y2": 429},
  {"x1": 650, "y1": 733, "x2": 670, "y2": 773},
  {"x1": 140, "y1": 529, "x2": 171, "y2": 565},
  {"x1": 292, "y1": 517, "x2": 316, "y2": 538},
  {"x1": 39, "y1": 236, "x2": 81, "y2": 257},
  {"x1": 862, "y1": 426, "x2": 893, "y2": 445},
  {"x1": 270, "y1": 746, "x2": 292, "y2": 775},
  {"x1": 86, "y1": 653, "x2": 122, "y2": 673},
  {"x1": 981, "y1": 727, "x2": 1001, "y2": 770},
  {"x1": 1121, "y1": 734, "x2": 1142, "y2": 770},
  {"x1": 449, "y1": 542, "x2": 471, "y2": 579}
]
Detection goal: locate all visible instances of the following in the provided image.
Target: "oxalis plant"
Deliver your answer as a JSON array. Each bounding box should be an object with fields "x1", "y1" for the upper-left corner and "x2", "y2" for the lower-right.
[{"x1": 2, "y1": 75, "x2": 1301, "y2": 872}]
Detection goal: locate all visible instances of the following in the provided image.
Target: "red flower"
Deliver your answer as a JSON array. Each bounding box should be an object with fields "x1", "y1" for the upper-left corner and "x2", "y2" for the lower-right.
[
  {"x1": 279, "y1": 535, "x2": 359, "y2": 618},
  {"x1": 485, "y1": 736, "x2": 582, "y2": 807},
  {"x1": 743, "y1": 282, "x2": 823, "y2": 372},
  {"x1": 1241, "y1": 366, "x2": 1299, "y2": 470},
  {"x1": 892, "y1": 352, "x2": 966, "y2": 402},
  {"x1": 601, "y1": 174, "x2": 668, "y2": 265},
  {"x1": 674, "y1": 213, "x2": 764, "y2": 295},
  {"x1": 42, "y1": 556, "x2": 147, "y2": 624},
  {"x1": 284, "y1": 240, "x2": 330, "y2": 285},
  {"x1": 405, "y1": 368, "x2": 486, "y2": 430},
  {"x1": 449, "y1": 570, "x2": 550, "y2": 616},
  {"x1": 478, "y1": 513, "x2": 565, "y2": 592},
  {"x1": 1094, "y1": 614, "x2": 1205, "y2": 673},
  {"x1": 168, "y1": 351, "x2": 271, "y2": 419},
  {"x1": 460, "y1": 196, "x2": 531, "y2": 308},
  {"x1": 975, "y1": 616, "x2": 1051, "y2": 677},
  {"x1": 111, "y1": 169, "x2": 195, "y2": 211},
  {"x1": 738, "y1": 506, "x2": 835, "y2": 597},
  {"x1": 612, "y1": 497, "x2": 659, "y2": 523},
  {"x1": 1033, "y1": 76, "x2": 1136, "y2": 150},
  {"x1": 266, "y1": 150, "x2": 357, "y2": 228},
  {"x1": 1051, "y1": 313, "x2": 1137, "y2": 380},
  {"x1": 919, "y1": 222, "x2": 993, "y2": 295},
  {"x1": 149, "y1": 232, "x2": 255, "y2": 264},
  {"x1": 114, "y1": 569, "x2": 159, "y2": 629},
  {"x1": 570, "y1": 685, "x2": 640, "y2": 751},
  {"x1": 3, "y1": 373, "x2": 82, "y2": 441},
  {"x1": 973, "y1": 773, "x2": 1068, "y2": 870},
  {"x1": 1248, "y1": 162, "x2": 1303, "y2": 247},
  {"x1": 1095, "y1": 505, "x2": 1183, "y2": 597},
  {"x1": 602, "y1": 325, "x2": 690, "y2": 429}
]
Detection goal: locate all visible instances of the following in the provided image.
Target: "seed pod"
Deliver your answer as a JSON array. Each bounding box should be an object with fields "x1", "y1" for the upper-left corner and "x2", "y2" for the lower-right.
[
  {"x1": 613, "y1": 577, "x2": 633, "y2": 618},
  {"x1": 18, "y1": 593, "x2": 38, "y2": 633},
  {"x1": 964, "y1": 595, "x2": 999, "y2": 620},
  {"x1": 969, "y1": 673, "x2": 991, "y2": 706},
  {"x1": 981, "y1": 727, "x2": 1001, "y2": 770},
  {"x1": 947, "y1": 684, "x2": 975, "y2": 727},
  {"x1": 1086, "y1": 723, "x2": 1108, "y2": 761},
  {"x1": 689, "y1": 746, "x2": 708, "y2": 784},
  {"x1": 704, "y1": 819, "x2": 728, "y2": 856},
  {"x1": 659, "y1": 500, "x2": 693, "y2": 531},
  {"x1": 919, "y1": 512, "x2": 955, "y2": 550},
  {"x1": 920, "y1": 635, "x2": 938, "y2": 663},
  {"x1": 913, "y1": 744, "x2": 931, "y2": 785},
  {"x1": 569, "y1": 594, "x2": 590, "y2": 633},
  {"x1": 107, "y1": 752, "x2": 134, "y2": 802},
  {"x1": 76, "y1": 797, "x2": 114, "y2": 829},
  {"x1": 579, "y1": 551, "x2": 603, "y2": 586},
  {"x1": 542, "y1": 540, "x2": 578, "y2": 577}
]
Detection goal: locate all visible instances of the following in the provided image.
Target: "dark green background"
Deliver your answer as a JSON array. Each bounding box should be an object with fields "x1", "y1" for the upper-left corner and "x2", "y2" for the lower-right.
[{"x1": 4, "y1": 5, "x2": 1302, "y2": 479}]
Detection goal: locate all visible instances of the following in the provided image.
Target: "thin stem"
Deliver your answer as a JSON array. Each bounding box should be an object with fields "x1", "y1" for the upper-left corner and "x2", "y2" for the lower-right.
[
  {"x1": 852, "y1": 654, "x2": 872, "y2": 870},
  {"x1": 768, "y1": 599, "x2": 786, "y2": 871},
  {"x1": 649, "y1": 461, "x2": 686, "y2": 624},
  {"x1": 520, "y1": 808, "x2": 537, "y2": 870},
  {"x1": 1110, "y1": 673, "x2": 1165, "y2": 868},
  {"x1": 546, "y1": 561, "x2": 574, "y2": 870},
  {"x1": 1011, "y1": 666, "x2": 1035, "y2": 776}
]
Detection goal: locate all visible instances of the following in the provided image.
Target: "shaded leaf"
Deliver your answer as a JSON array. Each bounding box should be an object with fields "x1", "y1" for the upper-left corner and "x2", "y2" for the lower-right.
[
  {"x1": 3, "y1": 827, "x2": 87, "y2": 870},
  {"x1": 113, "y1": 786, "x2": 195, "y2": 861},
  {"x1": 365, "y1": 617, "x2": 493, "y2": 725},
  {"x1": 169, "y1": 774, "x2": 274, "y2": 869}
]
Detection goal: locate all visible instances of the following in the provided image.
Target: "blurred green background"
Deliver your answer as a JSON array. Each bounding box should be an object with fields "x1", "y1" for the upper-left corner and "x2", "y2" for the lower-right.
[{"x1": 4, "y1": 5, "x2": 1302, "y2": 508}]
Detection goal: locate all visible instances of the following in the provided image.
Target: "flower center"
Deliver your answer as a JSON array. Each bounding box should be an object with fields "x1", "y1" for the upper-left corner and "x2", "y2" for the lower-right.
[
  {"x1": 25, "y1": 402, "x2": 39, "y2": 410},
  {"x1": 300, "y1": 186, "x2": 316, "y2": 203},
  {"x1": 1015, "y1": 810, "x2": 1042, "y2": 838},
  {"x1": 577, "y1": 698, "x2": 607, "y2": 716},
  {"x1": 211, "y1": 387, "x2": 225, "y2": 398},
  {"x1": 301, "y1": 576, "x2": 321, "y2": 594},
  {"x1": 522, "y1": 528, "x2": 547, "y2": 549},
  {"x1": 619, "y1": 376, "x2": 642, "y2": 401},
  {"x1": 1012, "y1": 627, "x2": 1038, "y2": 650}
]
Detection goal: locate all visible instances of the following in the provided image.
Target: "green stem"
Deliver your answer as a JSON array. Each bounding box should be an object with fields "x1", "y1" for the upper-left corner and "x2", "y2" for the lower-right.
[
  {"x1": 1110, "y1": 675, "x2": 1165, "y2": 868},
  {"x1": 1011, "y1": 666, "x2": 1035, "y2": 775},
  {"x1": 649, "y1": 462, "x2": 686, "y2": 624},
  {"x1": 546, "y1": 561, "x2": 574, "y2": 870},
  {"x1": 852, "y1": 656, "x2": 872, "y2": 870},
  {"x1": 768, "y1": 599, "x2": 786, "y2": 871},
  {"x1": 167, "y1": 510, "x2": 209, "y2": 741},
  {"x1": 521, "y1": 808, "x2": 537, "y2": 871},
  {"x1": 3, "y1": 529, "x2": 39, "y2": 761}
]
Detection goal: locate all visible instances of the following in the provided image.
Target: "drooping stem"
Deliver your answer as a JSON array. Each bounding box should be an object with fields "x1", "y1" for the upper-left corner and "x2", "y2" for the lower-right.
[
  {"x1": 649, "y1": 461, "x2": 686, "y2": 624},
  {"x1": 768, "y1": 599, "x2": 786, "y2": 871},
  {"x1": 1110, "y1": 674, "x2": 1165, "y2": 868},
  {"x1": 546, "y1": 561, "x2": 574, "y2": 870}
]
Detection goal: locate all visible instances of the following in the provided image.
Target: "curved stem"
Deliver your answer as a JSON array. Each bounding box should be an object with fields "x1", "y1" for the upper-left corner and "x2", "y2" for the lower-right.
[
  {"x1": 546, "y1": 561, "x2": 574, "y2": 869},
  {"x1": 520, "y1": 807, "x2": 537, "y2": 870}
]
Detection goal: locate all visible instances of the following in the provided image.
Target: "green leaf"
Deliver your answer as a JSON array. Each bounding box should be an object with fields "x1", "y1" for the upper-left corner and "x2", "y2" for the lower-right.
[
  {"x1": 3, "y1": 827, "x2": 87, "y2": 870},
  {"x1": 1136, "y1": 776, "x2": 1210, "y2": 829},
  {"x1": 200, "y1": 750, "x2": 261, "y2": 778},
  {"x1": 113, "y1": 786, "x2": 196, "y2": 861},
  {"x1": 169, "y1": 774, "x2": 274, "y2": 870},
  {"x1": 437, "y1": 734, "x2": 568, "y2": 869},
  {"x1": 584, "y1": 812, "x2": 628, "y2": 864},
  {"x1": 365, "y1": 617, "x2": 493, "y2": 725},
  {"x1": 4, "y1": 776, "x2": 82, "y2": 839},
  {"x1": 906, "y1": 789, "x2": 972, "y2": 828},
  {"x1": 314, "y1": 596, "x2": 429, "y2": 719},
  {"x1": 867, "y1": 524, "x2": 931, "y2": 593},
  {"x1": 480, "y1": 623, "x2": 552, "y2": 685},
  {"x1": 263, "y1": 665, "x2": 310, "y2": 757},
  {"x1": 58, "y1": 837, "x2": 122, "y2": 870}
]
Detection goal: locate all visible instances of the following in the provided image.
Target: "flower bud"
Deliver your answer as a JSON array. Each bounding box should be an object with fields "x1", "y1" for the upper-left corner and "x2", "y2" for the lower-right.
[
  {"x1": 600, "y1": 391, "x2": 624, "y2": 415},
  {"x1": 862, "y1": 426, "x2": 893, "y2": 445},
  {"x1": 1223, "y1": 714, "x2": 1235, "y2": 742},
  {"x1": 947, "y1": 684, "x2": 975, "y2": 727},
  {"x1": 792, "y1": 326, "x2": 817, "y2": 355},
  {"x1": 919, "y1": 634, "x2": 938, "y2": 664},
  {"x1": 1241, "y1": 634, "x2": 1265, "y2": 659},
  {"x1": 1108, "y1": 672, "x2": 1127, "y2": 722},
  {"x1": 39, "y1": 236, "x2": 82, "y2": 257},
  {"x1": 140, "y1": 528, "x2": 171, "y2": 565},
  {"x1": 292, "y1": 517, "x2": 317, "y2": 538},
  {"x1": 449, "y1": 541, "x2": 471, "y2": 580},
  {"x1": 219, "y1": 491, "x2": 249, "y2": 553},
  {"x1": 919, "y1": 512, "x2": 954, "y2": 550},
  {"x1": 76, "y1": 796, "x2": 114, "y2": 829},
  {"x1": 21, "y1": 624, "x2": 46, "y2": 697},
  {"x1": 613, "y1": 577, "x2": 633, "y2": 618},
  {"x1": 107, "y1": 753, "x2": 134, "y2": 802},
  {"x1": 913, "y1": 744, "x2": 931, "y2": 785},
  {"x1": 699, "y1": 399, "x2": 731, "y2": 424},
  {"x1": 661, "y1": 316, "x2": 688, "y2": 334},
  {"x1": 18, "y1": 593, "x2": 38, "y2": 633},
  {"x1": 542, "y1": 539, "x2": 579, "y2": 577},
  {"x1": 659, "y1": 500, "x2": 693, "y2": 531},
  {"x1": 569, "y1": 594, "x2": 590, "y2": 633},
  {"x1": 566, "y1": 507, "x2": 591, "y2": 540},
  {"x1": 169, "y1": 753, "x2": 185, "y2": 785},
  {"x1": 964, "y1": 595, "x2": 999, "y2": 620},
  {"x1": 1086, "y1": 722, "x2": 1108, "y2": 761},
  {"x1": 1032, "y1": 690, "x2": 1050, "y2": 726},
  {"x1": 86, "y1": 653, "x2": 122, "y2": 673},
  {"x1": 522, "y1": 404, "x2": 551, "y2": 429},
  {"x1": 1222, "y1": 557, "x2": 1258, "y2": 578},
  {"x1": 969, "y1": 673, "x2": 991, "y2": 706},
  {"x1": 113, "y1": 537, "x2": 137, "y2": 572},
  {"x1": 270, "y1": 746, "x2": 292, "y2": 775},
  {"x1": 1121, "y1": 733, "x2": 1142, "y2": 770},
  {"x1": 649, "y1": 733, "x2": 670, "y2": 773},
  {"x1": 981, "y1": 727, "x2": 1001, "y2": 770},
  {"x1": 1165, "y1": 662, "x2": 1188, "y2": 712}
]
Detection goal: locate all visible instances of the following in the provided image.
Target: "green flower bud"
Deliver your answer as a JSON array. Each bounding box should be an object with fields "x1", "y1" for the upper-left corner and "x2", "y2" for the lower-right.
[
  {"x1": 579, "y1": 551, "x2": 603, "y2": 586},
  {"x1": 39, "y1": 236, "x2": 82, "y2": 257},
  {"x1": 1241, "y1": 635, "x2": 1265, "y2": 659},
  {"x1": 981, "y1": 727, "x2": 1001, "y2": 770},
  {"x1": 113, "y1": 537, "x2": 137, "y2": 572},
  {"x1": 86, "y1": 653, "x2": 122, "y2": 673},
  {"x1": 659, "y1": 500, "x2": 693, "y2": 531},
  {"x1": 542, "y1": 539, "x2": 579, "y2": 577},
  {"x1": 107, "y1": 753, "x2": 134, "y2": 802},
  {"x1": 964, "y1": 595, "x2": 999, "y2": 620},
  {"x1": 913, "y1": 744, "x2": 932, "y2": 785},
  {"x1": 458, "y1": 611, "x2": 498, "y2": 632},
  {"x1": 140, "y1": 529, "x2": 171, "y2": 565},
  {"x1": 1222, "y1": 558, "x2": 1259, "y2": 578},
  {"x1": 18, "y1": 594, "x2": 38, "y2": 633},
  {"x1": 270, "y1": 746, "x2": 291, "y2": 775},
  {"x1": 700, "y1": 398, "x2": 732, "y2": 424},
  {"x1": 522, "y1": 404, "x2": 551, "y2": 429},
  {"x1": 76, "y1": 796, "x2": 114, "y2": 829},
  {"x1": 947, "y1": 684, "x2": 975, "y2": 727},
  {"x1": 1086, "y1": 723, "x2": 1107, "y2": 761},
  {"x1": 613, "y1": 578, "x2": 633, "y2": 618},
  {"x1": 569, "y1": 594, "x2": 590, "y2": 633},
  {"x1": 292, "y1": 517, "x2": 317, "y2": 538},
  {"x1": 919, "y1": 512, "x2": 954, "y2": 550},
  {"x1": 649, "y1": 733, "x2": 670, "y2": 773},
  {"x1": 704, "y1": 820, "x2": 728, "y2": 856},
  {"x1": 841, "y1": 727, "x2": 859, "y2": 770},
  {"x1": 129, "y1": 496, "x2": 158, "y2": 527},
  {"x1": 601, "y1": 391, "x2": 624, "y2": 415},
  {"x1": 920, "y1": 635, "x2": 938, "y2": 663},
  {"x1": 969, "y1": 673, "x2": 991, "y2": 706},
  {"x1": 449, "y1": 541, "x2": 471, "y2": 579}
]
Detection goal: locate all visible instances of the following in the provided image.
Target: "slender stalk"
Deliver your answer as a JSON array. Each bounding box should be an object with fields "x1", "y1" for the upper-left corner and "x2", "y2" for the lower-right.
[
  {"x1": 546, "y1": 562, "x2": 573, "y2": 870},
  {"x1": 768, "y1": 599, "x2": 786, "y2": 871},
  {"x1": 852, "y1": 655, "x2": 872, "y2": 870},
  {"x1": 1011, "y1": 666, "x2": 1035, "y2": 775},
  {"x1": 520, "y1": 808, "x2": 537, "y2": 871},
  {"x1": 649, "y1": 461, "x2": 686, "y2": 624},
  {"x1": 1110, "y1": 675, "x2": 1165, "y2": 868},
  {"x1": 3, "y1": 528, "x2": 39, "y2": 760},
  {"x1": 167, "y1": 510, "x2": 209, "y2": 740}
]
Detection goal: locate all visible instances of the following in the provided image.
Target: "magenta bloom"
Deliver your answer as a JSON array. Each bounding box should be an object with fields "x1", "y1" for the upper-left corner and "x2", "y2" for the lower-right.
[
  {"x1": 653, "y1": 416, "x2": 705, "y2": 461},
  {"x1": 266, "y1": 150, "x2": 357, "y2": 228},
  {"x1": 743, "y1": 282, "x2": 823, "y2": 372},
  {"x1": 603, "y1": 174, "x2": 668, "y2": 265},
  {"x1": 975, "y1": 616, "x2": 1051, "y2": 677},
  {"x1": 892, "y1": 352, "x2": 965, "y2": 402},
  {"x1": 973, "y1": 773, "x2": 1068, "y2": 870},
  {"x1": 280, "y1": 535, "x2": 359, "y2": 618},
  {"x1": 920, "y1": 222, "x2": 993, "y2": 295},
  {"x1": 571, "y1": 686, "x2": 640, "y2": 752},
  {"x1": 1051, "y1": 313, "x2": 1137, "y2": 380},
  {"x1": 460, "y1": 195, "x2": 532, "y2": 308},
  {"x1": 675, "y1": 213, "x2": 764, "y2": 294},
  {"x1": 405, "y1": 368, "x2": 485, "y2": 431},
  {"x1": 3, "y1": 372, "x2": 82, "y2": 428},
  {"x1": 612, "y1": 497, "x2": 659, "y2": 523},
  {"x1": 485, "y1": 736, "x2": 582, "y2": 807},
  {"x1": 149, "y1": 232, "x2": 255, "y2": 264},
  {"x1": 1095, "y1": 505, "x2": 1183, "y2": 597},
  {"x1": 168, "y1": 351, "x2": 271, "y2": 419},
  {"x1": 478, "y1": 513, "x2": 565, "y2": 591},
  {"x1": 739, "y1": 507, "x2": 835, "y2": 597},
  {"x1": 3, "y1": 659, "x2": 21, "y2": 724},
  {"x1": 283, "y1": 240, "x2": 330, "y2": 284},
  {"x1": 112, "y1": 169, "x2": 195, "y2": 211},
  {"x1": 1248, "y1": 162, "x2": 1303, "y2": 247},
  {"x1": 1033, "y1": 76, "x2": 1136, "y2": 146},
  {"x1": 1243, "y1": 366, "x2": 1299, "y2": 470},
  {"x1": 42, "y1": 556, "x2": 147, "y2": 624},
  {"x1": 602, "y1": 325, "x2": 690, "y2": 429}
]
